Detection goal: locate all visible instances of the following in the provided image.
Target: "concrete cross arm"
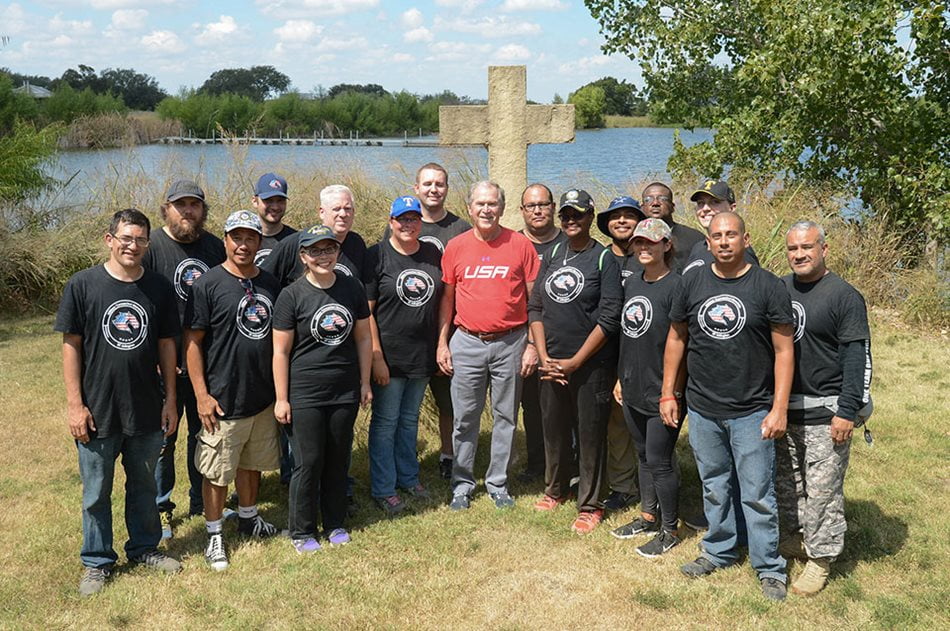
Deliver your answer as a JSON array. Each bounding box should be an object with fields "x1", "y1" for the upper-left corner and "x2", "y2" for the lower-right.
[
  {"x1": 439, "y1": 106, "x2": 489, "y2": 145},
  {"x1": 525, "y1": 104, "x2": 575, "y2": 144}
]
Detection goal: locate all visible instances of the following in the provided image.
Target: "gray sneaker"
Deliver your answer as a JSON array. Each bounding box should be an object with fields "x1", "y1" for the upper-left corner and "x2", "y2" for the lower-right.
[
  {"x1": 449, "y1": 494, "x2": 471, "y2": 511},
  {"x1": 78, "y1": 566, "x2": 111, "y2": 597},
  {"x1": 489, "y1": 490, "x2": 515, "y2": 509},
  {"x1": 761, "y1": 577, "x2": 787, "y2": 601},
  {"x1": 680, "y1": 556, "x2": 720, "y2": 578},
  {"x1": 130, "y1": 551, "x2": 182, "y2": 574}
]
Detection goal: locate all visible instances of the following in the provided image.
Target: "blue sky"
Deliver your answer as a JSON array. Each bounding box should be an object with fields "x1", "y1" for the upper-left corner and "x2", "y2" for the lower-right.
[{"x1": 1, "y1": 0, "x2": 643, "y2": 102}]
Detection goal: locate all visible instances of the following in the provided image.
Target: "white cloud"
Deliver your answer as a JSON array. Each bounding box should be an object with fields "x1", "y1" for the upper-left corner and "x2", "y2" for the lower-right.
[
  {"x1": 49, "y1": 14, "x2": 95, "y2": 36},
  {"x1": 404, "y1": 27, "x2": 433, "y2": 43},
  {"x1": 401, "y1": 8, "x2": 423, "y2": 29},
  {"x1": 434, "y1": 0, "x2": 484, "y2": 12},
  {"x1": 316, "y1": 35, "x2": 369, "y2": 52},
  {"x1": 110, "y1": 9, "x2": 148, "y2": 30},
  {"x1": 274, "y1": 19, "x2": 323, "y2": 42},
  {"x1": 425, "y1": 40, "x2": 491, "y2": 62},
  {"x1": 392, "y1": 53, "x2": 414, "y2": 63},
  {"x1": 557, "y1": 54, "x2": 613, "y2": 74},
  {"x1": 51, "y1": 35, "x2": 74, "y2": 47},
  {"x1": 90, "y1": 0, "x2": 177, "y2": 8},
  {"x1": 141, "y1": 29, "x2": 184, "y2": 52},
  {"x1": 1, "y1": 3, "x2": 29, "y2": 36},
  {"x1": 434, "y1": 16, "x2": 541, "y2": 38},
  {"x1": 495, "y1": 43, "x2": 531, "y2": 61},
  {"x1": 501, "y1": 0, "x2": 568, "y2": 11},
  {"x1": 201, "y1": 15, "x2": 240, "y2": 40},
  {"x1": 255, "y1": 0, "x2": 379, "y2": 18}
]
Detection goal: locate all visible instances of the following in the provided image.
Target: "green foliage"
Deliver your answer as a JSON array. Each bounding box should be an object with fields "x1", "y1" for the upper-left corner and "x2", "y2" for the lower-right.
[
  {"x1": 157, "y1": 92, "x2": 262, "y2": 135},
  {"x1": 0, "y1": 74, "x2": 39, "y2": 134},
  {"x1": 199, "y1": 66, "x2": 291, "y2": 101},
  {"x1": 98, "y1": 68, "x2": 167, "y2": 110},
  {"x1": 586, "y1": 0, "x2": 950, "y2": 245},
  {"x1": 327, "y1": 83, "x2": 389, "y2": 98},
  {"x1": 568, "y1": 85, "x2": 607, "y2": 128},
  {"x1": 0, "y1": 120, "x2": 61, "y2": 203},
  {"x1": 41, "y1": 84, "x2": 126, "y2": 124},
  {"x1": 578, "y1": 76, "x2": 648, "y2": 116}
]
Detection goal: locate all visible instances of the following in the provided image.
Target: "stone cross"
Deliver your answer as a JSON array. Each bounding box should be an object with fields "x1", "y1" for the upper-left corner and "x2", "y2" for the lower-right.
[{"x1": 439, "y1": 65, "x2": 575, "y2": 229}]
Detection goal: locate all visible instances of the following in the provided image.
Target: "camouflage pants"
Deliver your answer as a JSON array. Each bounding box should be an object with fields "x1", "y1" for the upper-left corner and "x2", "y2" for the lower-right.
[{"x1": 775, "y1": 423, "x2": 850, "y2": 560}]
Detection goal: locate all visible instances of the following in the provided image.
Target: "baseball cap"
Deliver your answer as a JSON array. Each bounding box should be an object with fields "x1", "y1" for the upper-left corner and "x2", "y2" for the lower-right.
[
  {"x1": 597, "y1": 195, "x2": 644, "y2": 235},
  {"x1": 690, "y1": 179, "x2": 735, "y2": 204},
  {"x1": 298, "y1": 224, "x2": 339, "y2": 248},
  {"x1": 559, "y1": 189, "x2": 594, "y2": 213},
  {"x1": 223, "y1": 210, "x2": 263, "y2": 235},
  {"x1": 165, "y1": 180, "x2": 205, "y2": 202},
  {"x1": 254, "y1": 173, "x2": 289, "y2": 199},
  {"x1": 390, "y1": 195, "x2": 423, "y2": 217},
  {"x1": 632, "y1": 217, "x2": 672, "y2": 242}
]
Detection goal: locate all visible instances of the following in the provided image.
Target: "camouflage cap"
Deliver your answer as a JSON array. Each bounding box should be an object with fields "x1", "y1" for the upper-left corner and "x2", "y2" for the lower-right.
[{"x1": 632, "y1": 217, "x2": 672, "y2": 242}]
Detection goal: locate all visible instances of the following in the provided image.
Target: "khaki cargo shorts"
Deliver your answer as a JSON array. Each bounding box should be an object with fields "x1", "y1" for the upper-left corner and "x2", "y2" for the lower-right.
[{"x1": 195, "y1": 404, "x2": 280, "y2": 487}]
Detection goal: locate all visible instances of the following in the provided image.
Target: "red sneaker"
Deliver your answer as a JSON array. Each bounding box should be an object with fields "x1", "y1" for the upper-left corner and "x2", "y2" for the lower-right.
[
  {"x1": 533, "y1": 495, "x2": 566, "y2": 511},
  {"x1": 571, "y1": 509, "x2": 605, "y2": 535}
]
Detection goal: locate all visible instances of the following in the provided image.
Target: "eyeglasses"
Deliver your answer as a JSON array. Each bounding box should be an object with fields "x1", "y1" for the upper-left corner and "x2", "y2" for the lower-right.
[
  {"x1": 302, "y1": 245, "x2": 340, "y2": 258},
  {"x1": 239, "y1": 278, "x2": 256, "y2": 305},
  {"x1": 111, "y1": 234, "x2": 150, "y2": 248},
  {"x1": 642, "y1": 195, "x2": 671, "y2": 204},
  {"x1": 522, "y1": 202, "x2": 553, "y2": 211},
  {"x1": 394, "y1": 215, "x2": 421, "y2": 224}
]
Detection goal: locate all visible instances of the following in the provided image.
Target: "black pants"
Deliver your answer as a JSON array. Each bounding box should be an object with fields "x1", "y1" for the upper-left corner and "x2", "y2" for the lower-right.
[
  {"x1": 540, "y1": 361, "x2": 614, "y2": 512},
  {"x1": 520, "y1": 372, "x2": 546, "y2": 475},
  {"x1": 285, "y1": 403, "x2": 357, "y2": 539},
  {"x1": 623, "y1": 405, "x2": 682, "y2": 532}
]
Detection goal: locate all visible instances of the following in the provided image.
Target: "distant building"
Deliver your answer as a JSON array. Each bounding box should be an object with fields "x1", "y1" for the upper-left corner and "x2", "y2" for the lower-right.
[{"x1": 13, "y1": 82, "x2": 52, "y2": 99}]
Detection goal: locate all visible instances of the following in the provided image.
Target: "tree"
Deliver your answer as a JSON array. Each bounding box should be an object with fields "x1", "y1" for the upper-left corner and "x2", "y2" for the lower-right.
[
  {"x1": 586, "y1": 0, "x2": 950, "y2": 244},
  {"x1": 568, "y1": 85, "x2": 606, "y2": 128},
  {"x1": 200, "y1": 66, "x2": 291, "y2": 101},
  {"x1": 0, "y1": 68, "x2": 53, "y2": 90},
  {"x1": 579, "y1": 77, "x2": 644, "y2": 116},
  {"x1": 99, "y1": 68, "x2": 167, "y2": 110},
  {"x1": 56, "y1": 65, "x2": 105, "y2": 93},
  {"x1": 327, "y1": 83, "x2": 389, "y2": 99}
]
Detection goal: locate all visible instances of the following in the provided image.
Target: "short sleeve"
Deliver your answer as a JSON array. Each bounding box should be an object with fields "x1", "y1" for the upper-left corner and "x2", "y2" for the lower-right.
[
  {"x1": 441, "y1": 241, "x2": 457, "y2": 285},
  {"x1": 596, "y1": 251, "x2": 623, "y2": 335},
  {"x1": 766, "y1": 275, "x2": 794, "y2": 325},
  {"x1": 523, "y1": 239, "x2": 540, "y2": 283},
  {"x1": 835, "y1": 284, "x2": 870, "y2": 342},
  {"x1": 183, "y1": 275, "x2": 209, "y2": 330},
  {"x1": 54, "y1": 273, "x2": 84, "y2": 335},
  {"x1": 351, "y1": 279, "x2": 371, "y2": 320},
  {"x1": 156, "y1": 278, "x2": 182, "y2": 339},
  {"x1": 272, "y1": 286, "x2": 298, "y2": 330},
  {"x1": 668, "y1": 276, "x2": 689, "y2": 323},
  {"x1": 527, "y1": 254, "x2": 550, "y2": 321}
]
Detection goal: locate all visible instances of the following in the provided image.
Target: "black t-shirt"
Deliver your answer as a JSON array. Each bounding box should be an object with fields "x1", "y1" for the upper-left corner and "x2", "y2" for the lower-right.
[
  {"x1": 522, "y1": 230, "x2": 568, "y2": 265},
  {"x1": 54, "y1": 265, "x2": 180, "y2": 438},
  {"x1": 365, "y1": 240, "x2": 444, "y2": 378},
  {"x1": 260, "y1": 228, "x2": 370, "y2": 287},
  {"x1": 383, "y1": 211, "x2": 471, "y2": 254},
  {"x1": 619, "y1": 271, "x2": 683, "y2": 416},
  {"x1": 670, "y1": 222, "x2": 706, "y2": 274},
  {"x1": 670, "y1": 264, "x2": 793, "y2": 418},
  {"x1": 682, "y1": 239, "x2": 760, "y2": 275},
  {"x1": 184, "y1": 265, "x2": 281, "y2": 419},
  {"x1": 143, "y1": 228, "x2": 226, "y2": 367},
  {"x1": 610, "y1": 249, "x2": 643, "y2": 287},
  {"x1": 784, "y1": 271, "x2": 871, "y2": 424},
  {"x1": 255, "y1": 224, "x2": 298, "y2": 267},
  {"x1": 272, "y1": 272, "x2": 371, "y2": 408},
  {"x1": 528, "y1": 241, "x2": 623, "y2": 363}
]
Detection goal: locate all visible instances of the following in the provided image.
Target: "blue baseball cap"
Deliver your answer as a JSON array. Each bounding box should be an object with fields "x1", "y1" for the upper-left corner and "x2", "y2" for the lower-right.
[
  {"x1": 390, "y1": 195, "x2": 422, "y2": 217},
  {"x1": 254, "y1": 173, "x2": 289, "y2": 199}
]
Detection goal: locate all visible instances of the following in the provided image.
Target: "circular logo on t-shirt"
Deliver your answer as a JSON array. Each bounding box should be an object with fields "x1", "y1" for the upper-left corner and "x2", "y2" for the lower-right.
[
  {"x1": 544, "y1": 266, "x2": 584, "y2": 304},
  {"x1": 396, "y1": 269, "x2": 435, "y2": 307},
  {"x1": 419, "y1": 235, "x2": 445, "y2": 253},
  {"x1": 101, "y1": 300, "x2": 149, "y2": 351},
  {"x1": 254, "y1": 249, "x2": 272, "y2": 266},
  {"x1": 682, "y1": 259, "x2": 705, "y2": 275},
  {"x1": 791, "y1": 300, "x2": 806, "y2": 343},
  {"x1": 174, "y1": 258, "x2": 210, "y2": 300},
  {"x1": 236, "y1": 293, "x2": 274, "y2": 340},
  {"x1": 309, "y1": 303, "x2": 354, "y2": 346},
  {"x1": 621, "y1": 296, "x2": 653, "y2": 338},
  {"x1": 334, "y1": 263, "x2": 353, "y2": 277},
  {"x1": 697, "y1": 294, "x2": 747, "y2": 340}
]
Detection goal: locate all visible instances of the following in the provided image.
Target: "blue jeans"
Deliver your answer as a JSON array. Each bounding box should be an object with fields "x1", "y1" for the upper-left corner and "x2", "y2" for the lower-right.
[
  {"x1": 155, "y1": 375, "x2": 203, "y2": 514},
  {"x1": 77, "y1": 431, "x2": 164, "y2": 568},
  {"x1": 369, "y1": 377, "x2": 429, "y2": 498},
  {"x1": 688, "y1": 407, "x2": 786, "y2": 582}
]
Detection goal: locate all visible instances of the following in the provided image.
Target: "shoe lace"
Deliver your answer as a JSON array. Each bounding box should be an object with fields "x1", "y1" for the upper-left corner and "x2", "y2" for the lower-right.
[
  {"x1": 85, "y1": 567, "x2": 109, "y2": 580},
  {"x1": 207, "y1": 534, "x2": 224, "y2": 557},
  {"x1": 248, "y1": 515, "x2": 277, "y2": 536}
]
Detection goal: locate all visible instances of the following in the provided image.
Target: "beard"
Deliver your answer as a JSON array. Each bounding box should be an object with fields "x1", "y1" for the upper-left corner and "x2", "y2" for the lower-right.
[{"x1": 166, "y1": 212, "x2": 206, "y2": 242}]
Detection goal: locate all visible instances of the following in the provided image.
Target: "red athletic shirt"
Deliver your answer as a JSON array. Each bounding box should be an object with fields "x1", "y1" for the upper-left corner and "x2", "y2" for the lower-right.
[{"x1": 442, "y1": 227, "x2": 540, "y2": 333}]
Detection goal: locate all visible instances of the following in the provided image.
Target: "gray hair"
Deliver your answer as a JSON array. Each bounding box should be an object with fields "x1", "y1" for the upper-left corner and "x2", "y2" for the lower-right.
[
  {"x1": 787, "y1": 220, "x2": 826, "y2": 244},
  {"x1": 320, "y1": 184, "x2": 354, "y2": 208},
  {"x1": 466, "y1": 180, "x2": 506, "y2": 209}
]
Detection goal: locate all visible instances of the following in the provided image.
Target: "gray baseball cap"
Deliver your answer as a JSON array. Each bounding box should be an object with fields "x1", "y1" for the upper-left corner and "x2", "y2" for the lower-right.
[
  {"x1": 165, "y1": 180, "x2": 205, "y2": 202},
  {"x1": 223, "y1": 210, "x2": 263, "y2": 235}
]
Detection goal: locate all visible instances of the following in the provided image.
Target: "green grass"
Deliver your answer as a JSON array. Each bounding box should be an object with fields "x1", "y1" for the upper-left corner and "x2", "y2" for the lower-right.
[{"x1": 0, "y1": 313, "x2": 947, "y2": 629}]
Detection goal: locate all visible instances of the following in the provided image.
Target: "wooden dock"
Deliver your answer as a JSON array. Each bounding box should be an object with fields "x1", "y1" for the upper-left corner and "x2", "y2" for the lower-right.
[{"x1": 155, "y1": 135, "x2": 448, "y2": 148}]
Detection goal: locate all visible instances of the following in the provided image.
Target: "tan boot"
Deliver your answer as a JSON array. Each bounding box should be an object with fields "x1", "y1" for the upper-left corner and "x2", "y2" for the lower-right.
[
  {"x1": 791, "y1": 558, "x2": 831, "y2": 596},
  {"x1": 778, "y1": 532, "x2": 807, "y2": 560}
]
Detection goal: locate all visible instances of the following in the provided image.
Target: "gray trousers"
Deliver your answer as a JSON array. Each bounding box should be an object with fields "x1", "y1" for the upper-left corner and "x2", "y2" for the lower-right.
[{"x1": 449, "y1": 327, "x2": 526, "y2": 496}]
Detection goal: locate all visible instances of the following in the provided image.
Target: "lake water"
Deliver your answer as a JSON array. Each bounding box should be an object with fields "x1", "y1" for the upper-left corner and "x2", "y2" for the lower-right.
[{"x1": 49, "y1": 127, "x2": 713, "y2": 200}]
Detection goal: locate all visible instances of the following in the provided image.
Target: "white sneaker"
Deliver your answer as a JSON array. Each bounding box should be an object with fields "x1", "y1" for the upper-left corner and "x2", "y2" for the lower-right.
[{"x1": 204, "y1": 533, "x2": 228, "y2": 571}]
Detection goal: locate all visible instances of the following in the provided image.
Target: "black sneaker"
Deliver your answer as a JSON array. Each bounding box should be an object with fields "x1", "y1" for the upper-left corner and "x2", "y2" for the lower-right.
[
  {"x1": 204, "y1": 533, "x2": 228, "y2": 571},
  {"x1": 636, "y1": 530, "x2": 681, "y2": 558},
  {"x1": 680, "y1": 556, "x2": 719, "y2": 578},
  {"x1": 761, "y1": 577, "x2": 787, "y2": 601},
  {"x1": 237, "y1": 514, "x2": 280, "y2": 538},
  {"x1": 603, "y1": 490, "x2": 638, "y2": 512},
  {"x1": 610, "y1": 516, "x2": 660, "y2": 539},
  {"x1": 439, "y1": 458, "x2": 453, "y2": 480}
]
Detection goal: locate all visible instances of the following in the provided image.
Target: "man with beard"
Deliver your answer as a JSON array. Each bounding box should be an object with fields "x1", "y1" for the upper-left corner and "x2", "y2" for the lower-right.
[
  {"x1": 252, "y1": 173, "x2": 297, "y2": 267},
  {"x1": 639, "y1": 182, "x2": 705, "y2": 274},
  {"x1": 144, "y1": 180, "x2": 225, "y2": 537}
]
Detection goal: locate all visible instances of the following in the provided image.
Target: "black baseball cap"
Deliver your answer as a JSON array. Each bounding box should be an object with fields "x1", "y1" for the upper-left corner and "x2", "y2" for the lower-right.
[
  {"x1": 165, "y1": 180, "x2": 205, "y2": 202},
  {"x1": 690, "y1": 179, "x2": 735, "y2": 204},
  {"x1": 558, "y1": 189, "x2": 594, "y2": 213}
]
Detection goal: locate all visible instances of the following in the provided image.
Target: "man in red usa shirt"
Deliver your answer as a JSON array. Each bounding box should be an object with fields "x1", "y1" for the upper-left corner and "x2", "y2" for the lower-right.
[{"x1": 437, "y1": 181, "x2": 540, "y2": 511}]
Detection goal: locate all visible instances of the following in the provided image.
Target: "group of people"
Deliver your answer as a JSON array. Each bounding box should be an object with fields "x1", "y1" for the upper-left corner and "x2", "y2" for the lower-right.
[{"x1": 58, "y1": 164, "x2": 872, "y2": 603}]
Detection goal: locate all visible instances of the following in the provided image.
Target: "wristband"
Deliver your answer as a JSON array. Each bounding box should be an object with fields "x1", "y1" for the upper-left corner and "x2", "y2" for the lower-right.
[{"x1": 659, "y1": 396, "x2": 678, "y2": 403}]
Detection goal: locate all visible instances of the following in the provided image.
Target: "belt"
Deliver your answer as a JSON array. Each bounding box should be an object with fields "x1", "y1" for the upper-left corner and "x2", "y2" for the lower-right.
[{"x1": 458, "y1": 325, "x2": 522, "y2": 342}]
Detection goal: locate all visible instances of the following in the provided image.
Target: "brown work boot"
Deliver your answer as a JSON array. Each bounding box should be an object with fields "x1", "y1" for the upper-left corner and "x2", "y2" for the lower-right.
[
  {"x1": 791, "y1": 558, "x2": 831, "y2": 596},
  {"x1": 779, "y1": 532, "x2": 807, "y2": 560}
]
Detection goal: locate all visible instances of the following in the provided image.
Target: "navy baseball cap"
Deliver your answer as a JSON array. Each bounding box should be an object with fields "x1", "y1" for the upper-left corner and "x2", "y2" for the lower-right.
[
  {"x1": 254, "y1": 173, "x2": 289, "y2": 199},
  {"x1": 298, "y1": 224, "x2": 339, "y2": 248},
  {"x1": 390, "y1": 196, "x2": 423, "y2": 217},
  {"x1": 597, "y1": 195, "x2": 644, "y2": 235}
]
